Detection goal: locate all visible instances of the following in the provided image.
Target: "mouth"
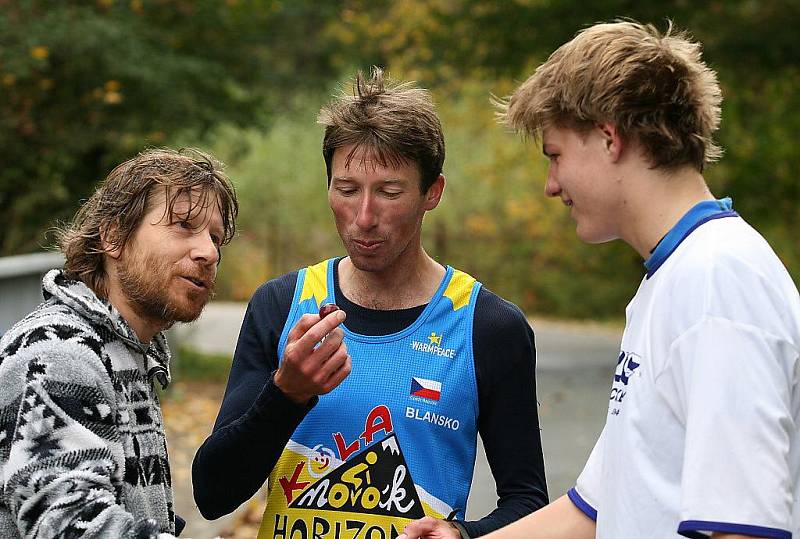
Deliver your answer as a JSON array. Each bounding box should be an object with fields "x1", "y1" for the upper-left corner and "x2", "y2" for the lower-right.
[
  {"x1": 352, "y1": 239, "x2": 384, "y2": 252},
  {"x1": 181, "y1": 275, "x2": 211, "y2": 290},
  {"x1": 563, "y1": 199, "x2": 573, "y2": 207}
]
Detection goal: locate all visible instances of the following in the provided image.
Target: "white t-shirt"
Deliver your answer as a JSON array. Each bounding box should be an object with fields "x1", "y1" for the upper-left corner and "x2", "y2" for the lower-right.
[{"x1": 570, "y1": 215, "x2": 800, "y2": 538}]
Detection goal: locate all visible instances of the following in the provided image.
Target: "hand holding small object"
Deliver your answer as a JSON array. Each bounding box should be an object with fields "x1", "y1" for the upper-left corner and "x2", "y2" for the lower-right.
[{"x1": 274, "y1": 304, "x2": 350, "y2": 404}]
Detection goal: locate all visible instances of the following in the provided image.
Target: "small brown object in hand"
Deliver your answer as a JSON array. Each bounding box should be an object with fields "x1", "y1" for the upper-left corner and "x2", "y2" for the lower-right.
[{"x1": 319, "y1": 303, "x2": 340, "y2": 318}]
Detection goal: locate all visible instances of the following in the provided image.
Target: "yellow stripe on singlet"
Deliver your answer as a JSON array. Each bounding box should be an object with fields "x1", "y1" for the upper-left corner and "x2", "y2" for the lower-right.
[
  {"x1": 298, "y1": 259, "x2": 329, "y2": 308},
  {"x1": 443, "y1": 270, "x2": 476, "y2": 311}
]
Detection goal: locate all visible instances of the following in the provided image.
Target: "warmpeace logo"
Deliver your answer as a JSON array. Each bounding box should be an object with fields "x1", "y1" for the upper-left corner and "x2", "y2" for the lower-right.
[
  {"x1": 410, "y1": 331, "x2": 456, "y2": 359},
  {"x1": 609, "y1": 350, "x2": 641, "y2": 415}
]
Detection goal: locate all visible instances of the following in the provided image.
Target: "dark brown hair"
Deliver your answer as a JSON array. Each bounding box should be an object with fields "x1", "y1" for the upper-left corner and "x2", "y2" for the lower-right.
[{"x1": 319, "y1": 66, "x2": 445, "y2": 193}]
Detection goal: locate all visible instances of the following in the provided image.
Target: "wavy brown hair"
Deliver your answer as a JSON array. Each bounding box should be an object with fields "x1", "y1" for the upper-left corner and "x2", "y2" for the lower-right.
[
  {"x1": 55, "y1": 148, "x2": 238, "y2": 297},
  {"x1": 319, "y1": 66, "x2": 445, "y2": 193},
  {"x1": 499, "y1": 20, "x2": 722, "y2": 172}
]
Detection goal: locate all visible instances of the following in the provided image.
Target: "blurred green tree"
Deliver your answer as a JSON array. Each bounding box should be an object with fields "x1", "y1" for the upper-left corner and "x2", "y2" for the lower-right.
[
  {"x1": 318, "y1": 0, "x2": 800, "y2": 315},
  {"x1": 0, "y1": 0, "x2": 340, "y2": 254},
  {"x1": 3, "y1": 0, "x2": 797, "y2": 320}
]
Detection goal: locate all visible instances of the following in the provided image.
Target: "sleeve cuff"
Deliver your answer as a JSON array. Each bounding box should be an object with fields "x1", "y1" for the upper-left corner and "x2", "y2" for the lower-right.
[
  {"x1": 254, "y1": 372, "x2": 318, "y2": 417},
  {"x1": 450, "y1": 520, "x2": 470, "y2": 539},
  {"x1": 567, "y1": 487, "x2": 597, "y2": 522},
  {"x1": 678, "y1": 520, "x2": 791, "y2": 539}
]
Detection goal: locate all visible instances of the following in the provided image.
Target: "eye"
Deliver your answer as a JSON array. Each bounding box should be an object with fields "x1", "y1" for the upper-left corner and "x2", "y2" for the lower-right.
[
  {"x1": 177, "y1": 219, "x2": 192, "y2": 230},
  {"x1": 336, "y1": 187, "x2": 357, "y2": 196},
  {"x1": 382, "y1": 190, "x2": 402, "y2": 199}
]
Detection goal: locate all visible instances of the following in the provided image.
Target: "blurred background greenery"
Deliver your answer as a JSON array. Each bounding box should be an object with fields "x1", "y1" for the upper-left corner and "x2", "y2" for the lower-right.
[{"x1": 2, "y1": 0, "x2": 798, "y2": 321}]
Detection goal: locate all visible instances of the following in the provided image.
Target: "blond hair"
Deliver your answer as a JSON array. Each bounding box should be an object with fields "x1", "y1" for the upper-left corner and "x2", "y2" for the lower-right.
[
  {"x1": 319, "y1": 66, "x2": 445, "y2": 193},
  {"x1": 499, "y1": 20, "x2": 722, "y2": 171},
  {"x1": 55, "y1": 148, "x2": 238, "y2": 297}
]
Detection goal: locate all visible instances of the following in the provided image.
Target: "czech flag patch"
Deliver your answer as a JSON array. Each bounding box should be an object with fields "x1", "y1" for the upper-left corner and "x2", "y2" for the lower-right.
[{"x1": 410, "y1": 377, "x2": 442, "y2": 401}]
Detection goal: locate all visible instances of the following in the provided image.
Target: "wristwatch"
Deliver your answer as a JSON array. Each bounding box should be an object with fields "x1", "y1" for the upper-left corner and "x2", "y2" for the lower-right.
[{"x1": 446, "y1": 510, "x2": 470, "y2": 539}]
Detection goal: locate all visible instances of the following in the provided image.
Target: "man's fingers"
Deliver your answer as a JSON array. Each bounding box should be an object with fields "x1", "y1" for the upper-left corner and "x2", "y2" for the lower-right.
[
  {"x1": 278, "y1": 308, "x2": 349, "y2": 402},
  {"x1": 401, "y1": 517, "x2": 446, "y2": 539},
  {"x1": 295, "y1": 309, "x2": 346, "y2": 351},
  {"x1": 285, "y1": 313, "x2": 321, "y2": 344},
  {"x1": 316, "y1": 326, "x2": 345, "y2": 354},
  {"x1": 318, "y1": 347, "x2": 351, "y2": 391}
]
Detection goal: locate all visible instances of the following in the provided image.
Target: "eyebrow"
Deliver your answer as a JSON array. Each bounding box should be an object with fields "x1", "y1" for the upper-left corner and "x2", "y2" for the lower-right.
[{"x1": 332, "y1": 176, "x2": 406, "y2": 184}]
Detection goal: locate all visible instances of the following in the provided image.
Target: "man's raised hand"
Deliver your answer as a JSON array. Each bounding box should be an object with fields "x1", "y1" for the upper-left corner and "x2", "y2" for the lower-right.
[{"x1": 274, "y1": 309, "x2": 350, "y2": 404}]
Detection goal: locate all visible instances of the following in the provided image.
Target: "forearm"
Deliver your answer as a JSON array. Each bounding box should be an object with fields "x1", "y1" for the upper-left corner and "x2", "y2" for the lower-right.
[
  {"x1": 482, "y1": 495, "x2": 595, "y2": 539},
  {"x1": 459, "y1": 494, "x2": 544, "y2": 537},
  {"x1": 191, "y1": 374, "x2": 312, "y2": 519},
  {"x1": 7, "y1": 453, "x2": 167, "y2": 538}
]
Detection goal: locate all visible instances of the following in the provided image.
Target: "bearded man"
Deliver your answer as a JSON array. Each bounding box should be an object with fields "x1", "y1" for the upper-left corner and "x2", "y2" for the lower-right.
[{"x1": 0, "y1": 148, "x2": 238, "y2": 538}]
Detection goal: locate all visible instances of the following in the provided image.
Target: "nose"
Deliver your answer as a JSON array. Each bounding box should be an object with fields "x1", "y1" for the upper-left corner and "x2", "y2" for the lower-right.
[
  {"x1": 191, "y1": 229, "x2": 220, "y2": 267},
  {"x1": 544, "y1": 168, "x2": 561, "y2": 198},
  {"x1": 355, "y1": 193, "x2": 378, "y2": 229}
]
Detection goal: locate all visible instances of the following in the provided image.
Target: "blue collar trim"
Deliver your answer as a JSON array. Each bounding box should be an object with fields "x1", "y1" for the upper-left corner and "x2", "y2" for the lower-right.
[{"x1": 644, "y1": 197, "x2": 737, "y2": 279}]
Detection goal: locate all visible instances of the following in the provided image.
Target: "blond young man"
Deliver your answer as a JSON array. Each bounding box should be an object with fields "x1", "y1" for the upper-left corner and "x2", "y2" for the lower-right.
[
  {"x1": 408, "y1": 21, "x2": 800, "y2": 539},
  {"x1": 193, "y1": 68, "x2": 548, "y2": 538},
  {"x1": 0, "y1": 149, "x2": 238, "y2": 538}
]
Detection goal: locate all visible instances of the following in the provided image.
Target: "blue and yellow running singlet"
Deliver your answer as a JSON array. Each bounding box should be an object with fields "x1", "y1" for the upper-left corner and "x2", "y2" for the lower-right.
[{"x1": 258, "y1": 258, "x2": 481, "y2": 539}]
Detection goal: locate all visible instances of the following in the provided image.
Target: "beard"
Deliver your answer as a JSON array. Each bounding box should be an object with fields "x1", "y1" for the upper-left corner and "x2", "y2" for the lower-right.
[{"x1": 117, "y1": 248, "x2": 215, "y2": 329}]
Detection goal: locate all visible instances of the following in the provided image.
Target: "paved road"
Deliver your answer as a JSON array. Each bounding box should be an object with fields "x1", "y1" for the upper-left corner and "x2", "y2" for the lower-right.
[{"x1": 171, "y1": 303, "x2": 620, "y2": 536}]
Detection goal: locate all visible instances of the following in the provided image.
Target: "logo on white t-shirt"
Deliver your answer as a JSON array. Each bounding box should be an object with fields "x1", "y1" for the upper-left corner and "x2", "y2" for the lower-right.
[{"x1": 609, "y1": 350, "x2": 641, "y2": 415}]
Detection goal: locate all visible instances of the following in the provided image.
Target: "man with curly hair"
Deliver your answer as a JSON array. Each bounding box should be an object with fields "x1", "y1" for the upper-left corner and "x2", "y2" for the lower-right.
[{"x1": 0, "y1": 149, "x2": 238, "y2": 538}]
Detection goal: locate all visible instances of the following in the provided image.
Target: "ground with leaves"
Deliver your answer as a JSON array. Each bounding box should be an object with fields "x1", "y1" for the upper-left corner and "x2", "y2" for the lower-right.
[{"x1": 162, "y1": 381, "x2": 265, "y2": 539}]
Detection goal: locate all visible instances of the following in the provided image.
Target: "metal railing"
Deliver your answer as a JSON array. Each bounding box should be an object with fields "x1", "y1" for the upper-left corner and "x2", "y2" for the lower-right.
[
  {"x1": 0, "y1": 252, "x2": 190, "y2": 363},
  {"x1": 0, "y1": 252, "x2": 64, "y2": 336}
]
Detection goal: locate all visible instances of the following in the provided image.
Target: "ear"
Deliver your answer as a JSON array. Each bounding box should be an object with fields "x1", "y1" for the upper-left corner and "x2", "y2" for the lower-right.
[
  {"x1": 596, "y1": 123, "x2": 624, "y2": 163},
  {"x1": 100, "y1": 221, "x2": 123, "y2": 260},
  {"x1": 423, "y1": 174, "x2": 445, "y2": 211}
]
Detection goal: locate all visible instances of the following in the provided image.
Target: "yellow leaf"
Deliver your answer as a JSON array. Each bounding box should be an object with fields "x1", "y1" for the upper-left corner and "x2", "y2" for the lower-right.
[
  {"x1": 30, "y1": 46, "x2": 49, "y2": 60},
  {"x1": 104, "y1": 91, "x2": 123, "y2": 104}
]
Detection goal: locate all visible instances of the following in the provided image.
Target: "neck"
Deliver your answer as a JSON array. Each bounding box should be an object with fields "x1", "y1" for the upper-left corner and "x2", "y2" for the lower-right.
[
  {"x1": 339, "y1": 248, "x2": 445, "y2": 310},
  {"x1": 618, "y1": 165, "x2": 714, "y2": 259}
]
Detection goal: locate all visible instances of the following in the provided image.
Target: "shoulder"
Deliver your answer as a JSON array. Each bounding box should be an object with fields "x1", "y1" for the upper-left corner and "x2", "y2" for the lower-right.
[
  {"x1": 472, "y1": 287, "x2": 536, "y2": 390},
  {"x1": 670, "y1": 217, "x2": 784, "y2": 281},
  {"x1": 473, "y1": 287, "x2": 535, "y2": 378},
  {"x1": 1, "y1": 299, "x2": 100, "y2": 357},
  {"x1": 0, "y1": 301, "x2": 111, "y2": 400},
  {"x1": 249, "y1": 271, "x2": 299, "y2": 311},
  {"x1": 657, "y1": 216, "x2": 800, "y2": 341},
  {"x1": 475, "y1": 286, "x2": 533, "y2": 339}
]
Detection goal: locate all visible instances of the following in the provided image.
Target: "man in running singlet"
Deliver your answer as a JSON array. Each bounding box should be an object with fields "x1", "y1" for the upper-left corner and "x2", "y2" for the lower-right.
[{"x1": 192, "y1": 67, "x2": 549, "y2": 538}]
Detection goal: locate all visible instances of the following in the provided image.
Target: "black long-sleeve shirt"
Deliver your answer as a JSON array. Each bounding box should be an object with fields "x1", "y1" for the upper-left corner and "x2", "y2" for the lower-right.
[{"x1": 192, "y1": 260, "x2": 548, "y2": 536}]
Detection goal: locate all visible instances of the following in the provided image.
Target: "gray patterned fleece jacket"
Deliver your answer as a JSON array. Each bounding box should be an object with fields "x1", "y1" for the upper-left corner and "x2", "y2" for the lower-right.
[{"x1": 0, "y1": 270, "x2": 179, "y2": 538}]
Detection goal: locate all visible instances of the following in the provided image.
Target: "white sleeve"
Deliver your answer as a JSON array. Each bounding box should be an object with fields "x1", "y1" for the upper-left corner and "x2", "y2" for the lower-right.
[
  {"x1": 662, "y1": 316, "x2": 797, "y2": 538},
  {"x1": 569, "y1": 427, "x2": 606, "y2": 521}
]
